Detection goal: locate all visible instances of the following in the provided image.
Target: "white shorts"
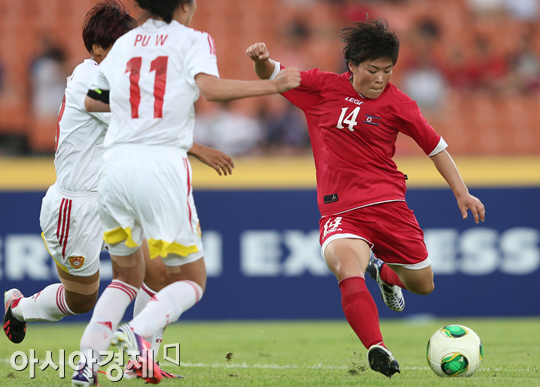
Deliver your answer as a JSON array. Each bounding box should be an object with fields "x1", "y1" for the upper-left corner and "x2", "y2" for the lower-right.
[
  {"x1": 99, "y1": 145, "x2": 204, "y2": 266},
  {"x1": 40, "y1": 183, "x2": 104, "y2": 277}
]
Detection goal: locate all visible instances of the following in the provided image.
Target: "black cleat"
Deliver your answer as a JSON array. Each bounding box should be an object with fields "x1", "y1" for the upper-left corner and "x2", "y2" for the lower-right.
[
  {"x1": 3, "y1": 289, "x2": 26, "y2": 344},
  {"x1": 367, "y1": 344, "x2": 400, "y2": 378}
]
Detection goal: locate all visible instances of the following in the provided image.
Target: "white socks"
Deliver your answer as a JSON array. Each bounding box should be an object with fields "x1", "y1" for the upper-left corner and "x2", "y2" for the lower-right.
[
  {"x1": 80, "y1": 280, "x2": 138, "y2": 371},
  {"x1": 133, "y1": 283, "x2": 164, "y2": 356},
  {"x1": 12, "y1": 284, "x2": 75, "y2": 322},
  {"x1": 129, "y1": 280, "x2": 203, "y2": 340}
]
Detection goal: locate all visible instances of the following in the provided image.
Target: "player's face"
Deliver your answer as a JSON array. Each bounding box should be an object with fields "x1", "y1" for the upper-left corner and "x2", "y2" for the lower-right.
[{"x1": 349, "y1": 58, "x2": 393, "y2": 99}]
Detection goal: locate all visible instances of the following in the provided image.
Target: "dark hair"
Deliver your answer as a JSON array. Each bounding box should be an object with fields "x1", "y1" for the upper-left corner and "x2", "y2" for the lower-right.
[
  {"x1": 339, "y1": 19, "x2": 400, "y2": 67},
  {"x1": 82, "y1": 0, "x2": 136, "y2": 54},
  {"x1": 136, "y1": 0, "x2": 193, "y2": 23}
]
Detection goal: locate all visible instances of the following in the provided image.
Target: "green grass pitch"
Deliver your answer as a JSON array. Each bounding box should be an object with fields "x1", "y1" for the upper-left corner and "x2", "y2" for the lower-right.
[{"x1": 1, "y1": 318, "x2": 539, "y2": 386}]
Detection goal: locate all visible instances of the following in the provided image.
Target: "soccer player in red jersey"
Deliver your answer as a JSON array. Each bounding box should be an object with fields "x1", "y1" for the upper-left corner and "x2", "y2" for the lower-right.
[{"x1": 247, "y1": 19, "x2": 485, "y2": 378}]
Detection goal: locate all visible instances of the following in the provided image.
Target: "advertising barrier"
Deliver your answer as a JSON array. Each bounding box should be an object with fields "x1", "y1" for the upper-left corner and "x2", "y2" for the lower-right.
[{"x1": 0, "y1": 187, "x2": 538, "y2": 320}]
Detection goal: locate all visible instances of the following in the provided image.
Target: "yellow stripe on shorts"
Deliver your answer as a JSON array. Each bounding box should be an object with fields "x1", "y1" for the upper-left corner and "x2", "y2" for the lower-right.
[
  {"x1": 147, "y1": 239, "x2": 199, "y2": 259},
  {"x1": 103, "y1": 227, "x2": 139, "y2": 248}
]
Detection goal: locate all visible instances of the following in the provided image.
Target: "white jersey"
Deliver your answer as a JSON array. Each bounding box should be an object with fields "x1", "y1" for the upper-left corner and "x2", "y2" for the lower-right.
[
  {"x1": 55, "y1": 59, "x2": 110, "y2": 192},
  {"x1": 90, "y1": 19, "x2": 219, "y2": 151}
]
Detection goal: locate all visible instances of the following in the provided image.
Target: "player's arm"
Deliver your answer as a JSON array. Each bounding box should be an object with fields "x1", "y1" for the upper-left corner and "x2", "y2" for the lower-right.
[
  {"x1": 246, "y1": 42, "x2": 277, "y2": 80},
  {"x1": 195, "y1": 69, "x2": 299, "y2": 102},
  {"x1": 85, "y1": 88, "x2": 111, "y2": 113},
  {"x1": 188, "y1": 143, "x2": 235, "y2": 176},
  {"x1": 430, "y1": 150, "x2": 485, "y2": 223}
]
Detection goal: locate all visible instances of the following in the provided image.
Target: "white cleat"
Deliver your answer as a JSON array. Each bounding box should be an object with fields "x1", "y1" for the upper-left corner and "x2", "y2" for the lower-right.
[
  {"x1": 366, "y1": 256, "x2": 405, "y2": 312},
  {"x1": 71, "y1": 361, "x2": 97, "y2": 386}
]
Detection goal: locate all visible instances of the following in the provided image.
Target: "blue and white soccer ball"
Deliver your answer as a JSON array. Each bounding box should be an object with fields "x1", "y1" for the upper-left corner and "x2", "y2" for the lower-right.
[{"x1": 426, "y1": 324, "x2": 483, "y2": 377}]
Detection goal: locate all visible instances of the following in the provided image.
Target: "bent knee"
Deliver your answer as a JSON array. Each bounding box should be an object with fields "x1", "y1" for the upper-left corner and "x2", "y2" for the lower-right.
[
  {"x1": 410, "y1": 281, "x2": 434, "y2": 296},
  {"x1": 67, "y1": 296, "x2": 96, "y2": 314}
]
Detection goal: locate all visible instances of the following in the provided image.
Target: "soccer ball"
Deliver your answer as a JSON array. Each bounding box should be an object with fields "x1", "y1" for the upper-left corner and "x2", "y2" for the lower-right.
[{"x1": 426, "y1": 324, "x2": 483, "y2": 377}]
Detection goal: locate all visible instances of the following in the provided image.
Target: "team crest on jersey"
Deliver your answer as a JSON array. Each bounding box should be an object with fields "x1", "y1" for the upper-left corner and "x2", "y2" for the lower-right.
[{"x1": 68, "y1": 256, "x2": 85, "y2": 269}]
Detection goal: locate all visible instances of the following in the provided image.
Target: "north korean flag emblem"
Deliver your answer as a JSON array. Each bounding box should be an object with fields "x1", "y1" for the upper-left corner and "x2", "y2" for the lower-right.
[
  {"x1": 68, "y1": 256, "x2": 85, "y2": 269},
  {"x1": 364, "y1": 114, "x2": 382, "y2": 126}
]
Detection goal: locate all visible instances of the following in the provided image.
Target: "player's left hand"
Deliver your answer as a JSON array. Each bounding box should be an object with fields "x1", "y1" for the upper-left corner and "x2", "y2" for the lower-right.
[
  {"x1": 191, "y1": 144, "x2": 234, "y2": 176},
  {"x1": 457, "y1": 194, "x2": 485, "y2": 224}
]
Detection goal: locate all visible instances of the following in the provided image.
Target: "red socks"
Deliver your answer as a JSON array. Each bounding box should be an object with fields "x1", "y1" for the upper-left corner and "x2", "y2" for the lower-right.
[
  {"x1": 339, "y1": 276, "x2": 383, "y2": 349},
  {"x1": 380, "y1": 264, "x2": 406, "y2": 289}
]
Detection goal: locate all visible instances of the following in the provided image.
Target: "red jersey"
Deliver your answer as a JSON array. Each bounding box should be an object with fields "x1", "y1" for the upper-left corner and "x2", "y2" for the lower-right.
[{"x1": 280, "y1": 67, "x2": 445, "y2": 217}]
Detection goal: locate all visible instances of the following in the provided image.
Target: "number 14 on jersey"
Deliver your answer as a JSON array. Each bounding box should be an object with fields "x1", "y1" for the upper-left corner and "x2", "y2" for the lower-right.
[{"x1": 336, "y1": 107, "x2": 361, "y2": 132}]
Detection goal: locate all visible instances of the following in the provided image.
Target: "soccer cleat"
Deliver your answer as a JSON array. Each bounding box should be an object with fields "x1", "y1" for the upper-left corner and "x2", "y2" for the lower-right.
[
  {"x1": 3, "y1": 289, "x2": 26, "y2": 343},
  {"x1": 71, "y1": 362, "x2": 97, "y2": 386},
  {"x1": 122, "y1": 359, "x2": 139, "y2": 379},
  {"x1": 367, "y1": 344, "x2": 400, "y2": 378},
  {"x1": 123, "y1": 359, "x2": 184, "y2": 380},
  {"x1": 366, "y1": 256, "x2": 405, "y2": 312},
  {"x1": 157, "y1": 365, "x2": 184, "y2": 379},
  {"x1": 111, "y1": 324, "x2": 163, "y2": 384}
]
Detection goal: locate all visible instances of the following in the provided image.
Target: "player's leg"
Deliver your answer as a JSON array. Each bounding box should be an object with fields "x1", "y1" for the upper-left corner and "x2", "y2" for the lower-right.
[
  {"x1": 127, "y1": 256, "x2": 205, "y2": 340},
  {"x1": 133, "y1": 241, "x2": 171, "y2": 359},
  {"x1": 366, "y1": 201, "x2": 433, "y2": 311},
  {"x1": 384, "y1": 264, "x2": 434, "y2": 295},
  {"x1": 324, "y1": 237, "x2": 400, "y2": 378},
  {"x1": 8, "y1": 266, "x2": 99, "y2": 321},
  {"x1": 113, "y1": 256, "x2": 203, "y2": 383},
  {"x1": 325, "y1": 238, "x2": 383, "y2": 348},
  {"x1": 78, "y1": 249, "x2": 143, "y2": 367},
  {"x1": 4, "y1": 187, "x2": 103, "y2": 344}
]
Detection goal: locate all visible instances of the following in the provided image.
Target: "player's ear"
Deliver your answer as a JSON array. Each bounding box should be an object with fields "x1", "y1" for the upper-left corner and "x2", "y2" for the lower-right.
[
  {"x1": 92, "y1": 44, "x2": 103, "y2": 57},
  {"x1": 347, "y1": 61, "x2": 356, "y2": 73}
]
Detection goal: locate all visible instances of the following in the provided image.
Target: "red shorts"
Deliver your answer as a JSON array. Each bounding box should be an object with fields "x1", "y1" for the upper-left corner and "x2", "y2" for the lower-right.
[{"x1": 319, "y1": 201, "x2": 430, "y2": 269}]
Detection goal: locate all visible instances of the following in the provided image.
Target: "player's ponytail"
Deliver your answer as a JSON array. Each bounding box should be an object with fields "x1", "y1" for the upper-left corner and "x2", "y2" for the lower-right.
[{"x1": 136, "y1": 0, "x2": 193, "y2": 23}]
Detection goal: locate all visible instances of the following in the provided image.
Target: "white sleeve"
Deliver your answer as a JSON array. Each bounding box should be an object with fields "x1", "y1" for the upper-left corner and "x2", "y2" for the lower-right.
[
  {"x1": 429, "y1": 137, "x2": 448, "y2": 157},
  {"x1": 269, "y1": 61, "x2": 281, "y2": 80},
  {"x1": 88, "y1": 68, "x2": 110, "y2": 92},
  {"x1": 186, "y1": 32, "x2": 220, "y2": 87},
  {"x1": 90, "y1": 112, "x2": 111, "y2": 124}
]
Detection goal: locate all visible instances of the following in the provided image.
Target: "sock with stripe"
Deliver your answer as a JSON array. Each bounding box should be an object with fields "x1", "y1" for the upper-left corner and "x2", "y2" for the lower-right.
[
  {"x1": 133, "y1": 283, "x2": 165, "y2": 357},
  {"x1": 80, "y1": 280, "x2": 138, "y2": 372},
  {"x1": 11, "y1": 284, "x2": 75, "y2": 322},
  {"x1": 339, "y1": 276, "x2": 384, "y2": 349},
  {"x1": 129, "y1": 280, "x2": 203, "y2": 340},
  {"x1": 380, "y1": 264, "x2": 406, "y2": 289}
]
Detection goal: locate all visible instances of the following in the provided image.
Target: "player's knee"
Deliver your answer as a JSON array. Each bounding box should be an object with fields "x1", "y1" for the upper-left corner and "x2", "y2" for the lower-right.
[
  {"x1": 411, "y1": 281, "x2": 435, "y2": 296},
  {"x1": 66, "y1": 293, "x2": 97, "y2": 314}
]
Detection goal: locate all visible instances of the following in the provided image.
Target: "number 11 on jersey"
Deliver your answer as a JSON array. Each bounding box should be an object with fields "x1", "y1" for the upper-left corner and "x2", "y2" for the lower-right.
[{"x1": 126, "y1": 56, "x2": 169, "y2": 119}]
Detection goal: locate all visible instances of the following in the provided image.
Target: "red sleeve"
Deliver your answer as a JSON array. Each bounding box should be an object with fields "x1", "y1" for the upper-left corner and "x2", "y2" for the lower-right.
[
  {"x1": 280, "y1": 66, "x2": 323, "y2": 111},
  {"x1": 390, "y1": 102, "x2": 441, "y2": 155}
]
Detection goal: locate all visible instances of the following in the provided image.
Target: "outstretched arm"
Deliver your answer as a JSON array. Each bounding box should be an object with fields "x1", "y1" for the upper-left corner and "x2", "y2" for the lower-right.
[
  {"x1": 430, "y1": 150, "x2": 485, "y2": 223},
  {"x1": 195, "y1": 66, "x2": 299, "y2": 102},
  {"x1": 246, "y1": 42, "x2": 277, "y2": 80},
  {"x1": 188, "y1": 143, "x2": 235, "y2": 176}
]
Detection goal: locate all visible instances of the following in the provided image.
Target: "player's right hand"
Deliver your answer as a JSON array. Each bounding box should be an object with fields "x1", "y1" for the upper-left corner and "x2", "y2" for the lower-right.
[
  {"x1": 273, "y1": 67, "x2": 301, "y2": 93},
  {"x1": 246, "y1": 42, "x2": 270, "y2": 62}
]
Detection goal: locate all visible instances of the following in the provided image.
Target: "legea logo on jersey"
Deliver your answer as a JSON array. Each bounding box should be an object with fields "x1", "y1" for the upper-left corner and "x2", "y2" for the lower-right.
[{"x1": 68, "y1": 256, "x2": 85, "y2": 269}]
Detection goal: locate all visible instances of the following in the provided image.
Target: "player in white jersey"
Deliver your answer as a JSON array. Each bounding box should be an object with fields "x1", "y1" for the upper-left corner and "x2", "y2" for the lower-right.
[
  {"x1": 3, "y1": 4, "x2": 233, "y2": 379},
  {"x1": 75, "y1": 0, "x2": 301, "y2": 385}
]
